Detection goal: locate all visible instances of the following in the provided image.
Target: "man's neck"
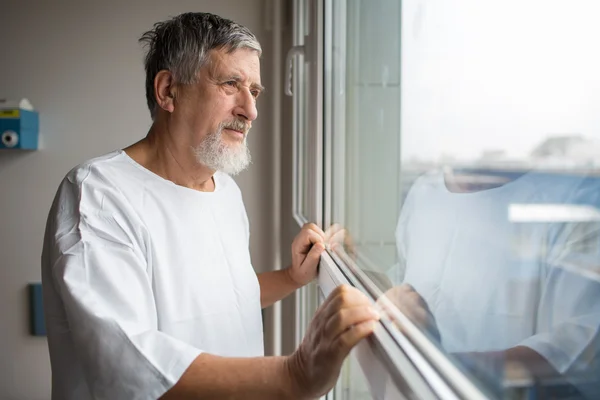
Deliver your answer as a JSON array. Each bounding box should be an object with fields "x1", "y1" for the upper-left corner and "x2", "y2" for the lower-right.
[
  {"x1": 443, "y1": 168, "x2": 515, "y2": 193},
  {"x1": 124, "y1": 123, "x2": 216, "y2": 192}
]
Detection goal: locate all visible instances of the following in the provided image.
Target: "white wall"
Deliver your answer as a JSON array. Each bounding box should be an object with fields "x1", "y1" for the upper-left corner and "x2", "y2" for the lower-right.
[{"x1": 0, "y1": 1, "x2": 274, "y2": 399}]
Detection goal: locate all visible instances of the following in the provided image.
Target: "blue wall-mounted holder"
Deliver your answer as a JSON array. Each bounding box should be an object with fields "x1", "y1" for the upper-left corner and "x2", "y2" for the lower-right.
[
  {"x1": 28, "y1": 283, "x2": 46, "y2": 336},
  {"x1": 0, "y1": 108, "x2": 39, "y2": 150}
]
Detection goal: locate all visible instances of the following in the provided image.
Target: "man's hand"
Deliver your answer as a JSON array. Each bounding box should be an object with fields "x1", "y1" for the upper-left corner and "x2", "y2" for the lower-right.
[
  {"x1": 285, "y1": 285, "x2": 380, "y2": 399},
  {"x1": 378, "y1": 283, "x2": 440, "y2": 341},
  {"x1": 324, "y1": 223, "x2": 357, "y2": 260},
  {"x1": 288, "y1": 223, "x2": 326, "y2": 287}
]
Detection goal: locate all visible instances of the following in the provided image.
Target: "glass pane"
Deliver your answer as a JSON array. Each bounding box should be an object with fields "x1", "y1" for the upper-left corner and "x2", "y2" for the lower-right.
[
  {"x1": 336, "y1": 354, "x2": 372, "y2": 400},
  {"x1": 327, "y1": 0, "x2": 600, "y2": 398},
  {"x1": 331, "y1": 0, "x2": 402, "y2": 271}
]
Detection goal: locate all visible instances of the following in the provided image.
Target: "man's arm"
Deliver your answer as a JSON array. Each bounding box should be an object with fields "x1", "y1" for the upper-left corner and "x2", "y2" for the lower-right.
[
  {"x1": 504, "y1": 346, "x2": 561, "y2": 379},
  {"x1": 257, "y1": 268, "x2": 300, "y2": 308},
  {"x1": 161, "y1": 285, "x2": 380, "y2": 400},
  {"x1": 258, "y1": 223, "x2": 326, "y2": 308},
  {"x1": 160, "y1": 354, "x2": 293, "y2": 399},
  {"x1": 382, "y1": 285, "x2": 574, "y2": 381}
]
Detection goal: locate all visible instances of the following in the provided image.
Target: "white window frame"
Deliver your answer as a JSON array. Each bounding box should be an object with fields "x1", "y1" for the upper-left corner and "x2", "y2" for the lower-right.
[{"x1": 289, "y1": 0, "x2": 324, "y2": 367}]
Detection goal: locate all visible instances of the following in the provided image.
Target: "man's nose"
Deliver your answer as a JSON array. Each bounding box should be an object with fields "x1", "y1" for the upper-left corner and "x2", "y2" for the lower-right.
[{"x1": 234, "y1": 89, "x2": 258, "y2": 122}]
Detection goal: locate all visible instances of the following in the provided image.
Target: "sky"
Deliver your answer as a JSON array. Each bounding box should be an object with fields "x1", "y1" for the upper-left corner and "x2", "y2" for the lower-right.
[{"x1": 400, "y1": 0, "x2": 600, "y2": 163}]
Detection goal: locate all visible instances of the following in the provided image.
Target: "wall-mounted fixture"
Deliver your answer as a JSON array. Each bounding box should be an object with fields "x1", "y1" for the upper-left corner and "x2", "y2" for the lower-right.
[
  {"x1": 0, "y1": 99, "x2": 39, "y2": 150},
  {"x1": 28, "y1": 283, "x2": 46, "y2": 336}
]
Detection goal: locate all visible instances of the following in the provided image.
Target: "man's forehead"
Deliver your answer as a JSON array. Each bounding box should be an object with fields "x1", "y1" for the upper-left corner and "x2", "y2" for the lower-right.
[{"x1": 207, "y1": 48, "x2": 262, "y2": 84}]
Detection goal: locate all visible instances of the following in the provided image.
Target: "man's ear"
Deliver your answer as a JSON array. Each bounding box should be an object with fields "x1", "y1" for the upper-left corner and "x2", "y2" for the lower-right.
[{"x1": 154, "y1": 70, "x2": 176, "y2": 114}]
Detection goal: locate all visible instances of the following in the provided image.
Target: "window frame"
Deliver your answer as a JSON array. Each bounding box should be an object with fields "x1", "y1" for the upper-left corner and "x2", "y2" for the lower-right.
[
  {"x1": 290, "y1": 0, "x2": 324, "y2": 387},
  {"x1": 292, "y1": 0, "x2": 498, "y2": 399}
]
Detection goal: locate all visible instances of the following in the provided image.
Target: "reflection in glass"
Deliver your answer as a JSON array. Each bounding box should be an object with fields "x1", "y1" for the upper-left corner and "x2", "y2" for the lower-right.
[
  {"x1": 391, "y1": 168, "x2": 600, "y2": 398},
  {"x1": 328, "y1": 0, "x2": 600, "y2": 398}
]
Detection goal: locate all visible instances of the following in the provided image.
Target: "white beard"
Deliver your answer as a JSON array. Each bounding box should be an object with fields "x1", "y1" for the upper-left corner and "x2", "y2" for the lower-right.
[{"x1": 192, "y1": 125, "x2": 251, "y2": 175}]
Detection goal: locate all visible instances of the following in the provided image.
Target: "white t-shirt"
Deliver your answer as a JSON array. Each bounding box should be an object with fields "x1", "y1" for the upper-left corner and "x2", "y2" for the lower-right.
[
  {"x1": 41, "y1": 150, "x2": 264, "y2": 400},
  {"x1": 394, "y1": 170, "x2": 600, "y2": 375}
]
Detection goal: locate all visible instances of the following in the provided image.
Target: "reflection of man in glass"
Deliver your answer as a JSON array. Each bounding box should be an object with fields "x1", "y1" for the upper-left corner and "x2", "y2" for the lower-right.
[{"x1": 390, "y1": 167, "x2": 600, "y2": 397}]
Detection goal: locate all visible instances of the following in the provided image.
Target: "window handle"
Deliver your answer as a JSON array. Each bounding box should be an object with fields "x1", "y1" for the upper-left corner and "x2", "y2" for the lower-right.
[{"x1": 285, "y1": 45, "x2": 305, "y2": 96}]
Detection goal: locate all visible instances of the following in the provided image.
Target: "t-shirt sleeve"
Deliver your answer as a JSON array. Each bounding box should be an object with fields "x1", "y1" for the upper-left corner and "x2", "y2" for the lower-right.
[
  {"x1": 518, "y1": 186, "x2": 600, "y2": 376},
  {"x1": 47, "y1": 176, "x2": 202, "y2": 399}
]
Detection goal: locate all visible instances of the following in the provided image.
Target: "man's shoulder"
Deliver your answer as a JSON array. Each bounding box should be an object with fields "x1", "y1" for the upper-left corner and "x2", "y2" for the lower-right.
[
  {"x1": 64, "y1": 150, "x2": 131, "y2": 187},
  {"x1": 402, "y1": 169, "x2": 445, "y2": 200},
  {"x1": 521, "y1": 171, "x2": 600, "y2": 206},
  {"x1": 54, "y1": 150, "x2": 143, "y2": 215}
]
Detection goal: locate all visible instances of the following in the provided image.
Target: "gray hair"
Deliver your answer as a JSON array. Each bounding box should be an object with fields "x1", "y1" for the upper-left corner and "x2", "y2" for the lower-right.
[{"x1": 139, "y1": 12, "x2": 262, "y2": 119}]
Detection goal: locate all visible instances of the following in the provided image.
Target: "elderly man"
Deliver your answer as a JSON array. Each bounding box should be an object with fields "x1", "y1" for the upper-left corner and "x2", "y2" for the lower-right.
[{"x1": 41, "y1": 12, "x2": 379, "y2": 400}]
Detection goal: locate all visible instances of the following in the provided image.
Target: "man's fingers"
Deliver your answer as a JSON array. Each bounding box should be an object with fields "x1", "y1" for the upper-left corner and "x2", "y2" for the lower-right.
[
  {"x1": 307, "y1": 229, "x2": 326, "y2": 245},
  {"x1": 303, "y1": 222, "x2": 326, "y2": 239},
  {"x1": 314, "y1": 285, "x2": 358, "y2": 322},
  {"x1": 321, "y1": 285, "x2": 374, "y2": 323},
  {"x1": 324, "y1": 223, "x2": 343, "y2": 241},
  {"x1": 335, "y1": 319, "x2": 377, "y2": 355},
  {"x1": 302, "y1": 241, "x2": 325, "y2": 266},
  {"x1": 328, "y1": 229, "x2": 347, "y2": 246},
  {"x1": 296, "y1": 230, "x2": 326, "y2": 252},
  {"x1": 324, "y1": 305, "x2": 380, "y2": 340}
]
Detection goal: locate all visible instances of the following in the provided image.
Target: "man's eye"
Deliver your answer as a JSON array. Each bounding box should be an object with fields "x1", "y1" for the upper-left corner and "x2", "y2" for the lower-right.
[
  {"x1": 224, "y1": 81, "x2": 237, "y2": 87},
  {"x1": 251, "y1": 90, "x2": 261, "y2": 98}
]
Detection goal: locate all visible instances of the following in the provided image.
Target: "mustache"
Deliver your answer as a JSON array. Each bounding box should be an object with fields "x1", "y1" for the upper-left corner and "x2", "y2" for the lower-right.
[{"x1": 221, "y1": 119, "x2": 250, "y2": 134}]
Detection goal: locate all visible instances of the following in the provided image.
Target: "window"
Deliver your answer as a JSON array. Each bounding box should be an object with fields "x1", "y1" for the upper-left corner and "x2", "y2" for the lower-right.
[
  {"x1": 290, "y1": 0, "x2": 322, "y2": 358},
  {"x1": 293, "y1": 0, "x2": 600, "y2": 399}
]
